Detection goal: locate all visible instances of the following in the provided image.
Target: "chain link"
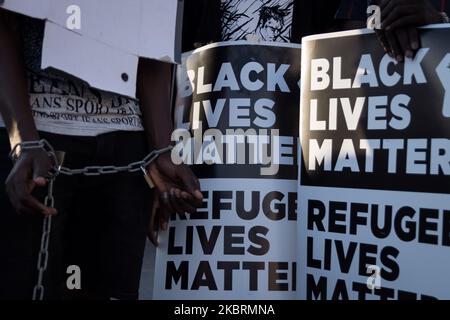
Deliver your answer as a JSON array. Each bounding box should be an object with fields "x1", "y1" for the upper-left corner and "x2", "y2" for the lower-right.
[
  {"x1": 58, "y1": 146, "x2": 171, "y2": 176},
  {"x1": 32, "y1": 179, "x2": 54, "y2": 301},
  {"x1": 9, "y1": 139, "x2": 59, "y2": 167},
  {"x1": 11, "y1": 139, "x2": 173, "y2": 177},
  {"x1": 11, "y1": 139, "x2": 173, "y2": 300}
]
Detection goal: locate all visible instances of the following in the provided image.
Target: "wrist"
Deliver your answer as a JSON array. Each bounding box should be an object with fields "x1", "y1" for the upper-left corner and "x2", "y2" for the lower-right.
[
  {"x1": 9, "y1": 134, "x2": 40, "y2": 158},
  {"x1": 149, "y1": 136, "x2": 174, "y2": 150},
  {"x1": 7, "y1": 122, "x2": 40, "y2": 150},
  {"x1": 9, "y1": 139, "x2": 51, "y2": 163}
]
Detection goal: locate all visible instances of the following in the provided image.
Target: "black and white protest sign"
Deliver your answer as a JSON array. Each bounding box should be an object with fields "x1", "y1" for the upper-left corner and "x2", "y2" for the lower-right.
[
  {"x1": 153, "y1": 41, "x2": 300, "y2": 299},
  {"x1": 298, "y1": 26, "x2": 450, "y2": 300}
]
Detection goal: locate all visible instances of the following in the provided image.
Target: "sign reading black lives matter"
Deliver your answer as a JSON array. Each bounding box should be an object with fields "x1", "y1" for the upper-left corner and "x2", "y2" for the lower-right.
[
  {"x1": 153, "y1": 41, "x2": 300, "y2": 299},
  {"x1": 299, "y1": 26, "x2": 450, "y2": 300}
]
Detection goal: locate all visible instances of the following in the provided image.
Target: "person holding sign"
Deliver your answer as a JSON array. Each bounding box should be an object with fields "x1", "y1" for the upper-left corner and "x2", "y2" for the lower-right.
[
  {"x1": 0, "y1": 8, "x2": 202, "y2": 300},
  {"x1": 336, "y1": 0, "x2": 450, "y2": 61},
  {"x1": 299, "y1": 19, "x2": 450, "y2": 300},
  {"x1": 151, "y1": 0, "x2": 347, "y2": 300}
]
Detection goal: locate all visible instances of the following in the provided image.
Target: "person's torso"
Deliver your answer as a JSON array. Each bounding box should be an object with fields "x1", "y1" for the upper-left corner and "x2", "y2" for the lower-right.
[{"x1": 0, "y1": 16, "x2": 144, "y2": 137}]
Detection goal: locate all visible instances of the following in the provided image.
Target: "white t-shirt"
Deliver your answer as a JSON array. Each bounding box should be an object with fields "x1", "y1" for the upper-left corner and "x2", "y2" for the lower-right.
[
  {"x1": 220, "y1": 0, "x2": 294, "y2": 43},
  {"x1": 0, "y1": 71, "x2": 144, "y2": 137},
  {"x1": 0, "y1": 15, "x2": 144, "y2": 137}
]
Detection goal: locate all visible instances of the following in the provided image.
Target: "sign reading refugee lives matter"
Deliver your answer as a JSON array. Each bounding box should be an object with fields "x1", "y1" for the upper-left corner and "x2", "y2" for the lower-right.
[
  {"x1": 153, "y1": 41, "x2": 301, "y2": 299},
  {"x1": 298, "y1": 26, "x2": 450, "y2": 300}
]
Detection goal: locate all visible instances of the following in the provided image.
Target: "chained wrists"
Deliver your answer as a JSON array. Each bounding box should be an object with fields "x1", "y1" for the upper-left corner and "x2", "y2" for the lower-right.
[
  {"x1": 9, "y1": 139, "x2": 57, "y2": 164},
  {"x1": 13, "y1": 141, "x2": 173, "y2": 300}
]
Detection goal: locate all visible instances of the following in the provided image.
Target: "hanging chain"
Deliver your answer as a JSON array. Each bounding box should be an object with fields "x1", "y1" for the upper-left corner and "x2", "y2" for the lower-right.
[
  {"x1": 32, "y1": 178, "x2": 55, "y2": 301},
  {"x1": 10, "y1": 139, "x2": 173, "y2": 300}
]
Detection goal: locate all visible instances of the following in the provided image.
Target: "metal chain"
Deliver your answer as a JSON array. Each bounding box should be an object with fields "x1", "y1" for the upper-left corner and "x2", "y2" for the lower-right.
[
  {"x1": 32, "y1": 178, "x2": 55, "y2": 301},
  {"x1": 58, "y1": 147, "x2": 171, "y2": 176},
  {"x1": 9, "y1": 139, "x2": 59, "y2": 167},
  {"x1": 11, "y1": 139, "x2": 173, "y2": 300},
  {"x1": 11, "y1": 139, "x2": 173, "y2": 177}
]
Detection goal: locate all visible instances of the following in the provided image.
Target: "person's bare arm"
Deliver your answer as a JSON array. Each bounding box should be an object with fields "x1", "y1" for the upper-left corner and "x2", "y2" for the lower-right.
[
  {"x1": 0, "y1": 9, "x2": 55, "y2": 215},
  {"x1": 137, "y1": 58, "x2": 202, "y2": 238},
  {"x1": 0, "y1": 9, "x2": 38, "y2": 146}
]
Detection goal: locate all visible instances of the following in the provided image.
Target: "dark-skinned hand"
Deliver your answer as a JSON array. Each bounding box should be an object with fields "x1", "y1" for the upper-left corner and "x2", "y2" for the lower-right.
[
  {"x1": 146, "y1": 152, "x2": 202, "y2": 242},
  {"x1": 375, "y1": 0, "x2": 443, "y2": 61},
  {"x1": 5, "y1": 148, "x2": 57, "y2": 215}
]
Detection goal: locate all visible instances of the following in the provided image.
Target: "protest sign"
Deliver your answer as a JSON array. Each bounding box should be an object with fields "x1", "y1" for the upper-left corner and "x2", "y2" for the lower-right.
[
  {"x1": 298, "y1": 26, "x2": 450, "y2": 300},
  {"x1": 153, "y1": 41, "x2": 301, "y2": 299}
]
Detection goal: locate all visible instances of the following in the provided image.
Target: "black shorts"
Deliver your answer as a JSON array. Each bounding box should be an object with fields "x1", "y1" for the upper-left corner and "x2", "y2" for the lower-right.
[{"x1": 0, "y1": 129, "x2": 153, "y2": 300}]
